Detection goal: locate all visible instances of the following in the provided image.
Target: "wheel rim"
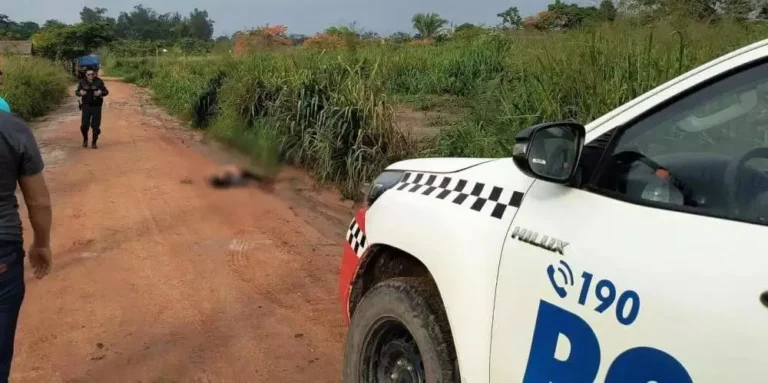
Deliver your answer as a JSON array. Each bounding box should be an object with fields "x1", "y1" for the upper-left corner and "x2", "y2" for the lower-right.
[{"x1": 363, "y1": 317, "x2": 425, "y2": 383}]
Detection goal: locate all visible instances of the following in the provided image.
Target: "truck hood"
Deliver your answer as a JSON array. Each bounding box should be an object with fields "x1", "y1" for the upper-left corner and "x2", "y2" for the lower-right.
[{"x1": 385, "y1": 157, "x2": 499, "y2": 174}]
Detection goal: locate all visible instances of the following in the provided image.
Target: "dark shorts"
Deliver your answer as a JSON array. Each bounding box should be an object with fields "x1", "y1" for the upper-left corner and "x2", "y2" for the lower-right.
[{"x1": 0, "y1": 242, "x2": 25, "y2": 382}]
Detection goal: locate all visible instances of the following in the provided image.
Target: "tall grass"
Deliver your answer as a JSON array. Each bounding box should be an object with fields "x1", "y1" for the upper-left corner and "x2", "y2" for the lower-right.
[
  {"x1": 108, "y1": 57, "x2": 157, "y2": 85},
  {"x1": 0, "y1": 56, "x2": 70, "y2": 120},
  {"x1": 110, "y1": 51, "x2": 409, "y2": 198},
  {"x1": 434, "y1": 21, "x2": 768, "y2": 157},
  {"x1": 106, "y1": 20, "x2": 768, "y2": 198},
  {"x1": 210, "y1": 52, "x2": 409, "y2": 197}
]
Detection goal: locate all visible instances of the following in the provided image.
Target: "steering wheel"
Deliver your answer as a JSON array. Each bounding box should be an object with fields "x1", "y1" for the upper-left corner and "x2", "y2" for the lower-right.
[
  {"x1": 611, "y1": 151, "x2": 696, "y2": 205},
  {"x1": 723, "y1": 147, "x2": 768, "y2": 217}
]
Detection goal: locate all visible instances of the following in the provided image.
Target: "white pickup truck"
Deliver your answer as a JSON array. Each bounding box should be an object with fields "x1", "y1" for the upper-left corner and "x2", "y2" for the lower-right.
[{"x1": 338, "y1": 37, "x2": 768, "y2": 382}]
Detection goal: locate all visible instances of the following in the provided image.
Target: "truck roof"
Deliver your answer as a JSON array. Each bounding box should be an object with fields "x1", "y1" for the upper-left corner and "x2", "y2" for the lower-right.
[{"x1": 78, "y1": 56, "x2": 100, "y2": 66}]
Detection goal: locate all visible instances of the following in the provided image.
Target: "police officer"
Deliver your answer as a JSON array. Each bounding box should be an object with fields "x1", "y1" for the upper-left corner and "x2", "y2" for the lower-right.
[{"x1": 75, "y1": 69, "x2": 109, "y2": 149}]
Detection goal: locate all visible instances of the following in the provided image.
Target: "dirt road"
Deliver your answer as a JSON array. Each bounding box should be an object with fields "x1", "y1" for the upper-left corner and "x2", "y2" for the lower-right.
[{"x1": 11, "y1": 80, "x2": 353, "y2": 382}]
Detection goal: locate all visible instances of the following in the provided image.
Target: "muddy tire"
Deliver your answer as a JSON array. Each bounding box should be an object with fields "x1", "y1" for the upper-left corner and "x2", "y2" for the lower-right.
[{"x1": 343, "y1": 277, "x2": 459, "y2": 383}]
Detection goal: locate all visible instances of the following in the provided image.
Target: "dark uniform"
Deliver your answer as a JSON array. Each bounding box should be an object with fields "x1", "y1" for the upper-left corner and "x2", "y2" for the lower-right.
[
  {"x1": 75, "y1": 76, "x2": 109, "y2": 148},
  {"x1": 0, "y1": 111, "x2": 44, "y2": 380}
]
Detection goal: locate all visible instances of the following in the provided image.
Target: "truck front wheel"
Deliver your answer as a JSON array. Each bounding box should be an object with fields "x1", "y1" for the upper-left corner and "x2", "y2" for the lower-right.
[{"x1": 343, "y1": 277, "x2": 459, "y2": 383}]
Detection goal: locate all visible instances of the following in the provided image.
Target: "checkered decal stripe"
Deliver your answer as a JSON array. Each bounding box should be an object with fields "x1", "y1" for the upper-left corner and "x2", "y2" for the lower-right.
[
  {"x1": 394, "y1": 172, "x2": 524, "y2": 219},
  {"x1": 346, "y1": 217, "x2": 368, "y2": 257}
]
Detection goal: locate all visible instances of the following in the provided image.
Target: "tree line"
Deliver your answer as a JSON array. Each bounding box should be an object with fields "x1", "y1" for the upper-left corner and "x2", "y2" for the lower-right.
[
  {"x1": 1, "y1": 5, "x2": 214, "y2": 41},
  {"x1": 393, "y1": 0, "x2": 768, "y2": 42},
  {"x1": 0, "y1": 5, "x2": 215, "y2": 59},
  {"x1": 267, "y1": 0, "x2": 768, "y2": 47},
  {"x1": 3, "y1": 0, "x2": 768, "y2": 59}
]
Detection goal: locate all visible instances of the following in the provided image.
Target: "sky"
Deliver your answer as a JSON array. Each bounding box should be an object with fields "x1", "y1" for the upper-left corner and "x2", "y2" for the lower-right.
[{"x1": 2, "y1": 0, "x2": 557, "y2": 37}]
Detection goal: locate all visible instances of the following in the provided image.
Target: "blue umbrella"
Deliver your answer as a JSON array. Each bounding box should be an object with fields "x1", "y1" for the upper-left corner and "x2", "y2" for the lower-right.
[{"x1": 0, "y1": 97, "x2": 9, "y2": 114}]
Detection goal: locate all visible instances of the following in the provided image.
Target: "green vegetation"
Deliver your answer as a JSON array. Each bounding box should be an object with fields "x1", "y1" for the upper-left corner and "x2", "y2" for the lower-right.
[
  {"x1": 435, "y1": 21, "x2": 768, "y2": 157},
  {"x1": 5, "y1": 0, "x2": 762, "y2": 197},
  {"x1": 109, "y1": 52, "x2": 407, "y2": 197},
  {"x1": 1, "y1": 5, "x2": 217, "y2": 70},
  {"x1": 0, "y1": 56, "x2": 70, "y2": 120},
  {"x1": 0, "y1": 15, "x2": 40, "y2": 40},
  {"x1": 32, "y1": 22, "x2": 115, "y2": 61},
  {"x1": 106, "y1": 18, "x2": 768, "y2": 198}
]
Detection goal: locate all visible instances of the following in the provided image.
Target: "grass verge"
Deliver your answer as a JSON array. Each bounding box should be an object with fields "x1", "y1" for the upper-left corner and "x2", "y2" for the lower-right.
[{"x1": 0, "y1": 56, "x2": 70, "y2": 120}]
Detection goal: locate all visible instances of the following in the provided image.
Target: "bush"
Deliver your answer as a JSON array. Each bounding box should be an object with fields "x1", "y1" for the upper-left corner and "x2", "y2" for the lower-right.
[
  {"x1": 106, "y1": 56, "x2": 157, "y2": 85},
  {"x1": 149, "y1": 58, "x2": 232, "y2": 126},
  {"x1": 0, "y1": 56, "x2": 70, "y2": 120},
  {"x1": 106, "y1": 53, "x2": 410, "y2": 198},
  {"x1": 209, "y1": 52, "x2": 409, "y2": 197}
]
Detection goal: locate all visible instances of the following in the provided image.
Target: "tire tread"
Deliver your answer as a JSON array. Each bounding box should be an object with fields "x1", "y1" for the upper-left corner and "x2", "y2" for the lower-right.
[{"x1": 343, "y1": 277, "x2": 459, "y2": 383}]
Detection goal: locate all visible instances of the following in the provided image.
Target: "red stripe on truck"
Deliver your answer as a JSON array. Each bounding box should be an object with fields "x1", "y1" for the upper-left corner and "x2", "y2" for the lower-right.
[{"x1": 338, "y1": 208, "x2": 367, "y2": 324}]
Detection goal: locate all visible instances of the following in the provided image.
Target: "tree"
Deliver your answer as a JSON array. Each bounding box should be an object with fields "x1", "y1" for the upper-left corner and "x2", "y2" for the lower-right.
[
  {"x1": 497, "y1": 7, "x2": 523, "y2": 29},
  {"x1": 455, "y1": 23, "x2": 478, "y2": 32},
  {"x1": 666, "y1": 0, "x2": 716, "y2": 20},
  {"x1": 754, "y1": 0, "x2": 768, "y2": 19},
  {"x1": 17, "y1": 22, "x2": 41, "y2": 38},
  {"x1": 43, "y1": 20, "x2": 65, "y2": 29},
  {"x1": 452, "y1": 23, "x2": 486, "y2": 41},
  {"x1": 115, "y1": 5, "x2": 163, "y2": 40},
  {"x1": 618, "y1": 0, "x2": 721, "y2": 21},
  {"x1": 187, "y1": 8, "x2": 214, "y2": 40},
  {"x1": 388, "y1": 31, "x2": 412, "y2": 43},
  {"x1": 325, "y1": 25, "x2": 359, "y2": 39},
  {"x1": 112, "y1": 5, "x2": 214, "y2": 42},
  {"x1": 598, "y1": 0, "x2": 618, "y2": 21},
  {"x1": 323, "y1": 24, "x2": 360, "y2": 49},
  {"x1": 288, "y1": 33, "x2": 308, "y2": 45},
  {"x1": 360, "y1": 31, "x2": 380, "y2": 40},
  {"x1": 76, "y1": 22, "x2": 116, "y2": 52},
  {"x1": 543, "y1": 0, "x2": 601, "y2": 29},
  {"x1": 32, "y1": 22, "x2": 115, "y2": 60},
  {"x1": 721, "y1": 0, "x2": 752, "y2": 21},
  {"x1": 80, "y1": 7, "x2": 115, "y2": 25},
  {"x1": 169, "y1": 13, "x2": 191, "y2": 40},
  {"x1": 174, "y1": 37, "x2": 213, "y2": 54},
  {"x1": 411, "y1": 13, "x2": 447, "y2": 39},
  {"x1": 0, "y1": 15, "x2": 40, "y2": 40}
]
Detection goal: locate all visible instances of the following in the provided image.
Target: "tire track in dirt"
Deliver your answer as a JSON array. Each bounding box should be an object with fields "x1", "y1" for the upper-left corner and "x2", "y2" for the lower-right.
[{"x1": 11, "y1": 79, "x2": 355, "y2": 382}]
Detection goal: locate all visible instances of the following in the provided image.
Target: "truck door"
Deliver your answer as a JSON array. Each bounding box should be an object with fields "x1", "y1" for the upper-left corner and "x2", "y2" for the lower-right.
[{"x1": 491, "y1": 58, "x2": 768, "y2": 381}]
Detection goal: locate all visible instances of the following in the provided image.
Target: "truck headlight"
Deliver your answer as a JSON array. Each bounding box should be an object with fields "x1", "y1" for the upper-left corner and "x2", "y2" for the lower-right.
[{"x1": 364, "y1": 170, "x2": 405, "y2": 208}]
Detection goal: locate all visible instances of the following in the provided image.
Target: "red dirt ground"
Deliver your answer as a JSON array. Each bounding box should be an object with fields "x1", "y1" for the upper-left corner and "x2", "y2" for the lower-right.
[{"x1": 11, "y1": 79, "x2": 354, "y2": 382}]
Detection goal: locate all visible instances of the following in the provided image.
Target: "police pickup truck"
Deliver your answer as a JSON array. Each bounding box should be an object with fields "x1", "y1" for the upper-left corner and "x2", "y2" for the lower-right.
[{"x1": 338, "y1": 37, "x2": 768, "y2": 382}]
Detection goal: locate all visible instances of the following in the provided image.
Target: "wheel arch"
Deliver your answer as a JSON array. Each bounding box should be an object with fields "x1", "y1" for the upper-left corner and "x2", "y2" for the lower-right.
[
  {"x1": 348, "y1": 244, "x2": 440, "y2": 317},
  {"x1": 347, "y1": 243, "x2": 462, "y2": 378}
]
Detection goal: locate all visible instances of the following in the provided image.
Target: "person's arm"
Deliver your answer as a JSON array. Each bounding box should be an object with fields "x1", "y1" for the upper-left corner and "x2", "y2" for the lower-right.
[
  {"x1": 98, "y1": 80, "x2": 109, "y2": 97},
  {"x1": 13, "y1": 118, "x2": 52, "y2": 278},
  {"x1": 14, "y1": 119, "x2": 50, "y2": 248},
  {"x1": 75, "y1": 80, "x2": 83, "y2": 96},
  {"x1": 18, "y1": 173, "x2": 51, "y2": 248}
]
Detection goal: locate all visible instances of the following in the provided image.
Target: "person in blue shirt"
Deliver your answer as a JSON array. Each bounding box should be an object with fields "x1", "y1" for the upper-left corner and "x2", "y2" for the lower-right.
[{"x1": 0, "y1": 70, "x2": 9, "y2": 114}]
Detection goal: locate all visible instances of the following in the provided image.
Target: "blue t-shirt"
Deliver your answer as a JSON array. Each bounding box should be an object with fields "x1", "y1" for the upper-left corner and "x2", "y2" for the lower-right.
[{"x1": 0, "y1": 98, "x2": 9, "y2": 114}]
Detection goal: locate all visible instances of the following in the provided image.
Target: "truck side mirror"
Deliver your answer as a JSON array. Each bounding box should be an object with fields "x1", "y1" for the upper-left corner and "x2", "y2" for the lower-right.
[{"x1": 512, "y1": 122, "x2": 586, "y2": 184}]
